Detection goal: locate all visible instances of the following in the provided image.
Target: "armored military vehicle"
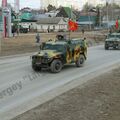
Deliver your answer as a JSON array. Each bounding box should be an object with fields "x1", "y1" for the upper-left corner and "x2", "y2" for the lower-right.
[
  {"x1": 32, "y1": 37, "x2": 87, "y2": 73},
  {"x1": 105, "y1": 33, "x2": 120, "y2": 50}
]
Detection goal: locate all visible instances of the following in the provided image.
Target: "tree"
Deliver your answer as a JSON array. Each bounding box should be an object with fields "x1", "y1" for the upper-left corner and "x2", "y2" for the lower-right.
[
  {"x1": 47, "y1": 4, "x2": 56, "y2": 12},
  {"x1": 73, "y1": 10, "x2": 80, "y2": 21},
  {"x1": 82, "y1": 2, "x2": 94, "y2": 12},
  {"x1": 95, "y1": 7, "x2": 100, "y2": 26},
  {"x1": 112, "y1": 3, "x2": 120, "y2": 9}
]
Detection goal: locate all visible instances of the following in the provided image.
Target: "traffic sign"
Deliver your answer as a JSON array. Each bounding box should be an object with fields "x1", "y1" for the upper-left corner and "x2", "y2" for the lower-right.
[{"x1": 2, "y1": 7, "x2": 10, "y2": 17}]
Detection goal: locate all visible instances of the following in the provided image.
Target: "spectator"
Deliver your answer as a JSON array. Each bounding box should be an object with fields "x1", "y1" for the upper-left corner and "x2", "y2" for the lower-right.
[
  {"x1": 16, "y1": 27, "x2": 19, "y2": 36},
  {"x1": 47, "y1": 26, "x2": 50, "y2": 33},
  {"x1": 36, "y1": 33, "x2": 40, "y2": 43},
  {"x1": 82, "y1": 29, "x2": 85, "y2": 36},
  {"x1": 12, "y1": 25, "x2": 16, "y2": 37},
  {"x1": 109, "y1": 29, "x2": 112, "y2": 34},
  {"x1": 29, "y1": 25, "x2": 31, "y2": 32}
]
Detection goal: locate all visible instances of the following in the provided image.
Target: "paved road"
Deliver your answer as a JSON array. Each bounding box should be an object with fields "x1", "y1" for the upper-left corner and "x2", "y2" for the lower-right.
[{"x1": 0, "y1": 45, "x2": 120, "y2": 120}]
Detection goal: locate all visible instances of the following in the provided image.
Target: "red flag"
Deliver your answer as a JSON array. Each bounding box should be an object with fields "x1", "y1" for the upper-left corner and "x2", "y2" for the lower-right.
[
  {"x1": 68, "y1": 20, "x2": 78, "y2": 31},
  {"x1": 116, "y1": 20, "x2": 119, "y2": 29}
]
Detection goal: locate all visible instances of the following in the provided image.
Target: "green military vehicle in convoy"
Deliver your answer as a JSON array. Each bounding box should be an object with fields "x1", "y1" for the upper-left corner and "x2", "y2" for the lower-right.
[
  {"x1": 105, "y1": 33, "x2": 120, "y2": 50},
  {"x1": 32, "y1": 36, "x2": 87, "y2": 73}
]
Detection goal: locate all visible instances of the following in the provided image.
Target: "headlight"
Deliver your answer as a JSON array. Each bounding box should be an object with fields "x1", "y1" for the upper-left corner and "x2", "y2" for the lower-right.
[
  {"x1": 47, "y1": 58, "x2": 52, "y2": 61},
  {"x1": 42, "y1": 58, "x2": 52, "y2": 63}
]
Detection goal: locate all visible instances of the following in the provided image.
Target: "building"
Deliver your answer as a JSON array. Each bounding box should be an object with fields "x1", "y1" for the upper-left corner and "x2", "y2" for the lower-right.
[{"x1": 36, "y1": 17, "x2": 68, "y2": 32}]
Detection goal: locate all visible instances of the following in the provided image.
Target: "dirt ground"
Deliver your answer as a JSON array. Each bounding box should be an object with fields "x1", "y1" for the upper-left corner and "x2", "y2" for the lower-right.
[
  {"x1": 11, "y1": 67, "x2": 120, "y2": 120},
  {"x1": 0, "y1": 31, "x2": 106, "y2": 56}
]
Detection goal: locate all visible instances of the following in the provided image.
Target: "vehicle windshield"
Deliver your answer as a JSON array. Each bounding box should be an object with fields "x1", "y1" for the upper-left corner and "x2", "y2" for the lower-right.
[
  {"x1": 108, "y1": 34, "x2": 120, "y2": 38},
  {"x1": 43, "y1": 44, "x2": 66, "y2": 52}
]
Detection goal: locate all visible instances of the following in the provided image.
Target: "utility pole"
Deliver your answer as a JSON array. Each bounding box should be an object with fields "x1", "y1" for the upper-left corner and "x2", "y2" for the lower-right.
[
  {"x1": 106, "y1": 0, "x2": 109, "y2": 31},
  {"x1": 99, "y1": 9, "x2": 102, "y2": 28},
  {"x1": 112, "y1": 0, "x2": 114, "y2": 21},
  {"x1": 7, "y1": 7, "x2": 12, "y2": 37},
  {"x1": 2, "y1": 0, "x2": 7, "y2": 38},
  {"x1": 88, "y1": 2, "x2": 91, "y2": 30}
]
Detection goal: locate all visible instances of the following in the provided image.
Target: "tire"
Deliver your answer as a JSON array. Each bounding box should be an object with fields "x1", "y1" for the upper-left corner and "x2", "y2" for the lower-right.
[
  {"x1": 105, "y1": 45, "x2": 109, "y2": 50},
  {"x1": 76, "y1": 55, "x2": 85, "y2": 67},
  {"x1": 32, "y1": 64, "x2": 41, "y2": 71},
  {"x1": 50, "y1": 59, "x2": 62, "y2": 73},
  {"x1": 113, "y1": 46, "x2": 117, "y2": 50}
]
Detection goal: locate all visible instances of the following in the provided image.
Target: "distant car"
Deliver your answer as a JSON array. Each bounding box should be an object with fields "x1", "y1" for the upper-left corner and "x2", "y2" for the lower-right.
[
  {"x1": 105, "y1": 33, "x2": 120, "y2": 50},
  {"x1": 31, "y1": 37, "x2": 87, "y2": 73},
  {"x1": 19, "y1": 25, "x2": 28, "y2": 33}
]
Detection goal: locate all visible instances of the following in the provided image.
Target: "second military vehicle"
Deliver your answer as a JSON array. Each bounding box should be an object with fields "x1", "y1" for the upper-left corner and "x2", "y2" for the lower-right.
[
  {"x1": 32, "y1": 37, "x2": 87, "y2": 73},
  {"x1": 105, "y1": 33, "x2": 120, "y2": 50}
]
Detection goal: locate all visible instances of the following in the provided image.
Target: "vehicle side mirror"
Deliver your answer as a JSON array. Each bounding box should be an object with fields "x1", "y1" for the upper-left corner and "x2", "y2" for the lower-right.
[{"x1": 68, "y1": 40, "x2": 71, "y2": 44}]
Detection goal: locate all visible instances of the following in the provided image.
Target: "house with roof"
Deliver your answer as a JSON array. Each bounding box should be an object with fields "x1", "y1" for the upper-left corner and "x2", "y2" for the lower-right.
[
  {"x1": 12, "y1": 8, "x2": 71, "y2": 33},
  {"x1": 36, "y1": 17, "x2": 68, "y2": 32}
]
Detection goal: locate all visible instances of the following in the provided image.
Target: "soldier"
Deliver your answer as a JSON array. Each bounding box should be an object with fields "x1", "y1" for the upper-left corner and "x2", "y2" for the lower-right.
[{"x1": 82, "y1": 37, "x2": 87, "y2": 56}]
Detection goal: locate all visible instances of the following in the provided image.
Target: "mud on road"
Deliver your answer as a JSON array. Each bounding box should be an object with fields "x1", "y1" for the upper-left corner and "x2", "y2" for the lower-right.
[{"x1": 11, "y1": 66, "x2": 120, "y2": 120}]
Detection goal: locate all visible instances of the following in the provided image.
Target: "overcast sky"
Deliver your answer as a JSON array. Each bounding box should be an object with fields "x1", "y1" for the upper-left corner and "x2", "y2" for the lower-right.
[
  {"x1": 0, "y1": 0, "x2": 119, "y2": 9},
  {"x1": 1, "y1": 0, "x2": 41, "y2": 8},
  {"x1": 0, "y1": 0, "x2": 40, "y2": 8}
]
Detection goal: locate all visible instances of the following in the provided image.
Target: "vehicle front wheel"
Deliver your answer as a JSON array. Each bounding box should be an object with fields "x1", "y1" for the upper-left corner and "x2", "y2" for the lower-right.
[
  {"x1": 105, "y1": 45, "x2": 109, "y2": 50},
  {"x1": 76, "y1": 55, "x2": 85, "y2": 67},
  {"x1": 50, "y1": 60, "x2": 62, "y2": 73}
]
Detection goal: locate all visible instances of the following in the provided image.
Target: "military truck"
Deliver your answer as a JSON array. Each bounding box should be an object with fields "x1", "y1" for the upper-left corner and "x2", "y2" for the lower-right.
[
  {"x1": 105, "y1": 33, "x2": 120, "y2": 50},
  {"x1": 32, "y1": 38, "x2": 87, "y2": 73}
]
